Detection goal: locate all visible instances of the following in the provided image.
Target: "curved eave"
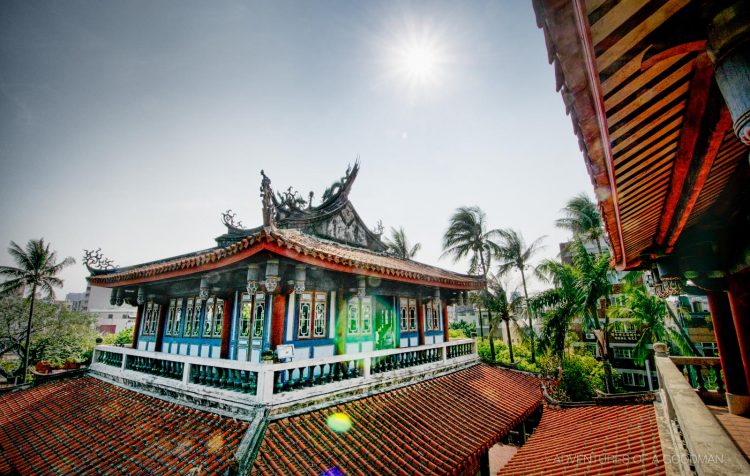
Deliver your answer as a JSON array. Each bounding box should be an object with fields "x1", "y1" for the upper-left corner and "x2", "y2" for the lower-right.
[
  {"x1": 88, "y1": 230, "x2": 484, "y2": 291},
  {"x1": 534, "y1": 0, "x2": 627, "y2": 269}
]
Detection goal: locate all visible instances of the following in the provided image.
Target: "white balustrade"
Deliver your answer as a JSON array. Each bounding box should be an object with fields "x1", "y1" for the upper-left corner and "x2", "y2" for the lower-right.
[{"x1": 90, "y1": 339, "x2": 478, "y2": 406}]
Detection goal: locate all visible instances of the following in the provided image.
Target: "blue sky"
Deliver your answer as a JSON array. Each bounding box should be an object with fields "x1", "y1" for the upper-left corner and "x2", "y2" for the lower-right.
[{"x1": 0, "y1": 1, "x2": 592, "y2": 296}]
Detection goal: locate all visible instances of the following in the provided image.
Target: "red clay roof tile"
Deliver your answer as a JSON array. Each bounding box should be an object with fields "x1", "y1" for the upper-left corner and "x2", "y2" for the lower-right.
[
  {"x1": 498, "y1": 404, "x2": 666, "y2": 476},
  {"x1": 251, "y1": 365, "x2": 543, "y2": 476},
  {"x1": 0, "y1": 376, "x2": 248, "y2": 475}
]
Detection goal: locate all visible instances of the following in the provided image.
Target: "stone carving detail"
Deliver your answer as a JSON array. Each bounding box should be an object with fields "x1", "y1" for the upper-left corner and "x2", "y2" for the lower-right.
[
  {"x1": 325, "y1": 213, "x2": 367, "y2": 245},
  {"x1": 263, "y1": 276, "x2": 279, "y2": 294}
]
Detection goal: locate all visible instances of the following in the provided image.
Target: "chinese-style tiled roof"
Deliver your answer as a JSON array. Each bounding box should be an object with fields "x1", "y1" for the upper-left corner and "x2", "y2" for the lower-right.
[
  {"x1": 498, "y1": 404, "x2": 666, "y2": 476},
  {"x1": 88, "y1": 228, "x2": 484, "y2": 290},
  {"x1": 533, "y1": 0, "x2": 749, "y2": 270},
  {"x1": 0, "y1": 376, "x2": 248, "y2": 475},
  {"x1": 251, "y1": 364, "x2": 543, "y2": 475}
]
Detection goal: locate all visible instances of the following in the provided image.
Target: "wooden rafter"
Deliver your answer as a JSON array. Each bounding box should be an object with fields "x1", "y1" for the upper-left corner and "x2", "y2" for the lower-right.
[
  {"x1": 666, "y1": 108, "x2": 732, "y2": 250},
  {"x1": 655, "y1": 53, "x2": 715, "y2": 246}
]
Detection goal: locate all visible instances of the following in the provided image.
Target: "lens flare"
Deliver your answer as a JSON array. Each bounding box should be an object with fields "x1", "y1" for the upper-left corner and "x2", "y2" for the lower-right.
[{"x1": 326, "y1": 412, "x2": 352, "y2": 433}]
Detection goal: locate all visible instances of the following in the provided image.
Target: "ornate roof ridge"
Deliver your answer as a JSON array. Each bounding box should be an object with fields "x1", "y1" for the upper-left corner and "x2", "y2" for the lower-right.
[{"x1": 88, "y1": 227, "x2": 484, "y2": 289}]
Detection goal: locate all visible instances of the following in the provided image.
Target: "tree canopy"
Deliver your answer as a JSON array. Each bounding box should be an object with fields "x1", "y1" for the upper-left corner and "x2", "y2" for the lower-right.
[{"x1": 383, "y1": 227, "x2": 421, "y2": 259}]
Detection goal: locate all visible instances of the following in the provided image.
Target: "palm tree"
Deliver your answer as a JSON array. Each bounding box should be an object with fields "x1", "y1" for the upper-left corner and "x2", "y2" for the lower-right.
[
  {"x1": 609, "y1": 278, "x2": 695, "y2": 363},
  {"x1": 483, "y1": 278, "x2": 516, "y2": 363},
  {"x1": 534, "y1": 259, "x2": 580, "y2": 361},
  {"x1": 570, "y1": 239, "x2": 615, "y2": 391},
  {"x1": 384, "y1": 227, "x2": 421, "y2": 259},
  {"x1": 442, "y1": 207, "x2": 502, "y2": 341},
  {"x1": 556, "y1": 193, "x2": 605, "y2": 255},
  {"x1": 0, "y1": 239, "x2": 74, "y2": 382},
  {"x1": 496, "y1": 229, "x2": 545, "y2": 363}
]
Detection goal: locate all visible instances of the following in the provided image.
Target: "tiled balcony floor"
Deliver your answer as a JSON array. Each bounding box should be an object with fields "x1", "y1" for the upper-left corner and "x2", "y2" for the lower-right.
[{"x1": 708, "y1": 405, "x2": 750, "y2": 462}]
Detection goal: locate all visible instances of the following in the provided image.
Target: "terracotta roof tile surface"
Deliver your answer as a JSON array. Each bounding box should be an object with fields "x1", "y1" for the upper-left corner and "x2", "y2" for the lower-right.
[
  {"x1": 0, "y1": 376, "x2": 248, "y2": 475},
  {"x1": 251, "y1": 364, "x2": 543, "y2": 476},
  {"x1": 498, "y1": 404, "x2": 666, "y2": 476},
  {"x1": 89, "y1": 228, "x2": 483, "y2": 290}
]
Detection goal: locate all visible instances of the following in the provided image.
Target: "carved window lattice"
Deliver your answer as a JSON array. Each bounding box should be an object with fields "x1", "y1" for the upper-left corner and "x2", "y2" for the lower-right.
[
  {"x1": 182, "y1": 298, "x2": 201, "y2": 338},
  {"x1": 240, "y1": 295, "x2": 252, "y2": 338},
  {"x1": 424, "y1": 301, "x2": 441, "y2": 331},
  {"x1": 252, "y1": 294, "x2": 265, "y2": 339},
  {"x1": 142, "y1": 301, "x2": 160, "y2": 336},
  {"x1": 347, "y1": 296, "x2": 372, "y2": 336},
  {"x1": 165, "y1": 298, "x2": 183, "y2": 336},
  {"x1": 202, "y1": 296, "x2": 224, "y2": 338}
]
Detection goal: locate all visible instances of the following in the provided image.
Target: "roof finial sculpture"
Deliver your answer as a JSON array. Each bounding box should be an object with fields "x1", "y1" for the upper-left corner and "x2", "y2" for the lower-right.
[
  {"x1": 321, "y1": 159, "x2": 360, "y2": 203},
  {"x1": 221, "y1": 209, "x2": 244, "y2": 229},
  {"x1": 260, "y1": 170, "x2": 276, "y2": 229},
  {"x1": 83, "y1": 248, "x2": 116, "y2": 273}
]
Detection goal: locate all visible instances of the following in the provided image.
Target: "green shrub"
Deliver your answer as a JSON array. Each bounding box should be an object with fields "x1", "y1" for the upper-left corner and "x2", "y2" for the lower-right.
[
  {"x1": 102, "y1": 327, "x2": 134, "y2": 346},
  {"x1": 449, "y1": 320, "x2": 476, "y2": 338}
]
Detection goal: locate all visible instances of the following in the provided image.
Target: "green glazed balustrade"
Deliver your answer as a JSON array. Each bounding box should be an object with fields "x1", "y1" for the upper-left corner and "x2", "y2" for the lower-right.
[
  {"x1": 447, "y1": 343, "x2": 472, "y2": 359},
  {"x1": 371, "y1": 348, "x2": 441, "y2": 374},
  {"x1": 273, "y1": 360, "x2": 362, "y2": 394},
  {"x1": 190, "y1": 365, "x2": 258, "y2": 395},
  {"x1": 125, "y1": 356, "x2": 183, "y2": 380},
  {"x1": 97, "y1": 351, "x2": 123, "y2": 367}
]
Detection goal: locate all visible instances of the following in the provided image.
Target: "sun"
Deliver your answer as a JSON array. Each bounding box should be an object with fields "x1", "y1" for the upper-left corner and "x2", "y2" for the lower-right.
[
  {"x1": 382, "y1": 21, "x2": 449, "y2": 93},
  {"x1": 398, "y1": 42, "x2": 440, "y2": 83}
]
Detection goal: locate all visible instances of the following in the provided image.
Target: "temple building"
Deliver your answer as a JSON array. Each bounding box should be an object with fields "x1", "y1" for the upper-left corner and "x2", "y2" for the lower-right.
[{"x1": 86, "y1": 163, "x2": 482, "y2": 364}]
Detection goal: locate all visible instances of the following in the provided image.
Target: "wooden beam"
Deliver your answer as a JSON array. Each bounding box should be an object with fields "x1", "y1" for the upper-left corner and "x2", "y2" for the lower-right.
[
  {"x1": 596, "y1": 0, "x2": 690, "y2": 72},
  {"x1": 641, "y1": 41, "x2": 706, "y2": 71},
  {"x1": 656, "y1": 54, "x2": 715, "y2": 246},
  {"x1": 666, "y1": 108, "x2": 733, "y2": 250}
]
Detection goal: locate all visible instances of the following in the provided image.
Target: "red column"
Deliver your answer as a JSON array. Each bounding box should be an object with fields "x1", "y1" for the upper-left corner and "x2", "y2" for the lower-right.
[
  {"x1": 417, "y1": 298, "x2": 425, "y2": 346},
  {"x1": 220, "y1": 294, "x2": 234, "y2": 359},
  {"x1": 442, "y1": 302, "x2": 450, "y2": 343},
  {"x1": 727, "y1": 273, "x2": 750, "y2": 393},
  {"x1": 270, "y1": 294, "x2": 286, "y2": 350},
  {"x1": 131, "y1": 304, "x2": 144, "y2": 349},
  {"x1": 707, "y1": 291, "x2": 749, "y2": 396},
  {"x1": 154, "y1": 302, "x2": 168, "y2": 352}
]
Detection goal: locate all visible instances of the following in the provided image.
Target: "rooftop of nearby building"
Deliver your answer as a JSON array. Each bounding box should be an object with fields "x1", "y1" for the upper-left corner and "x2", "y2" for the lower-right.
[
  {"x1": 498, "y1": 403, "x2": 666, "y2": 476},
  {"x1": 251, "y1": 364, "x2": 543, "y2": 475},
  {"x1": 0, "y1": 376, "x2": 249, "y2": 475}
]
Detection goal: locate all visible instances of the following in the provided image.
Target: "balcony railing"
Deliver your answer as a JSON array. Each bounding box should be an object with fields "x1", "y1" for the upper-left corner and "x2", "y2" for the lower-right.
[
  {"x1": 90, "y1": 339, "x2": 478, "y2": 413},
  {"x1": 669, "y1": 356, "x2": 724, "y2": 396},
  {"x1": 653, "y1": 344, "x2": 749, "y2": 475}
]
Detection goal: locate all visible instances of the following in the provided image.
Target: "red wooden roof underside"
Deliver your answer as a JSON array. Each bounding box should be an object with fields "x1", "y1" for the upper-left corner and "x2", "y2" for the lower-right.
[{"x1": 534, "y1": 0, "x2": 749, "y2": 269}]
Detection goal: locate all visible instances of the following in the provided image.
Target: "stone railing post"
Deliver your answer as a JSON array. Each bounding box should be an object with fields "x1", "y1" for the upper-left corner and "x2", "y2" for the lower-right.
[
  {"x1": 182, "y1": 362, "x2": 191, "y2": 385},
  {"x1": 442, "y1": 342, "x2": 448, "y2": 363},
  {"x1": 257, "y1": 367, "x2": 276, "y2": 404},
  {"x1": 363, "y1": 356, "x2": 371, "y2": 379},
  {"x1": 121, "y1": 352, "x2": 128, "y2": 370}
]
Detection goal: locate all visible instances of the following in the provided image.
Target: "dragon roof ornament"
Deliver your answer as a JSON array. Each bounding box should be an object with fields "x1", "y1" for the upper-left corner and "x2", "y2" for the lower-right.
[{"x1": 83, "y1": 248, "x2": 117, "y2": 275}]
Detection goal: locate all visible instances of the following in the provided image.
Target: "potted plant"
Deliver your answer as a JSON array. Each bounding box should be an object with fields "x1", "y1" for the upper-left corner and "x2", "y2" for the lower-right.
[
  {"x1": 261, "y1": 349, "x2": 275, "y2": 363},
  {"x1": 35, "y1": 361, "x2": 52, "y2": 374},
  {"x1": 63, "y1": 358, "x2": 80, "y2": 370}
]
